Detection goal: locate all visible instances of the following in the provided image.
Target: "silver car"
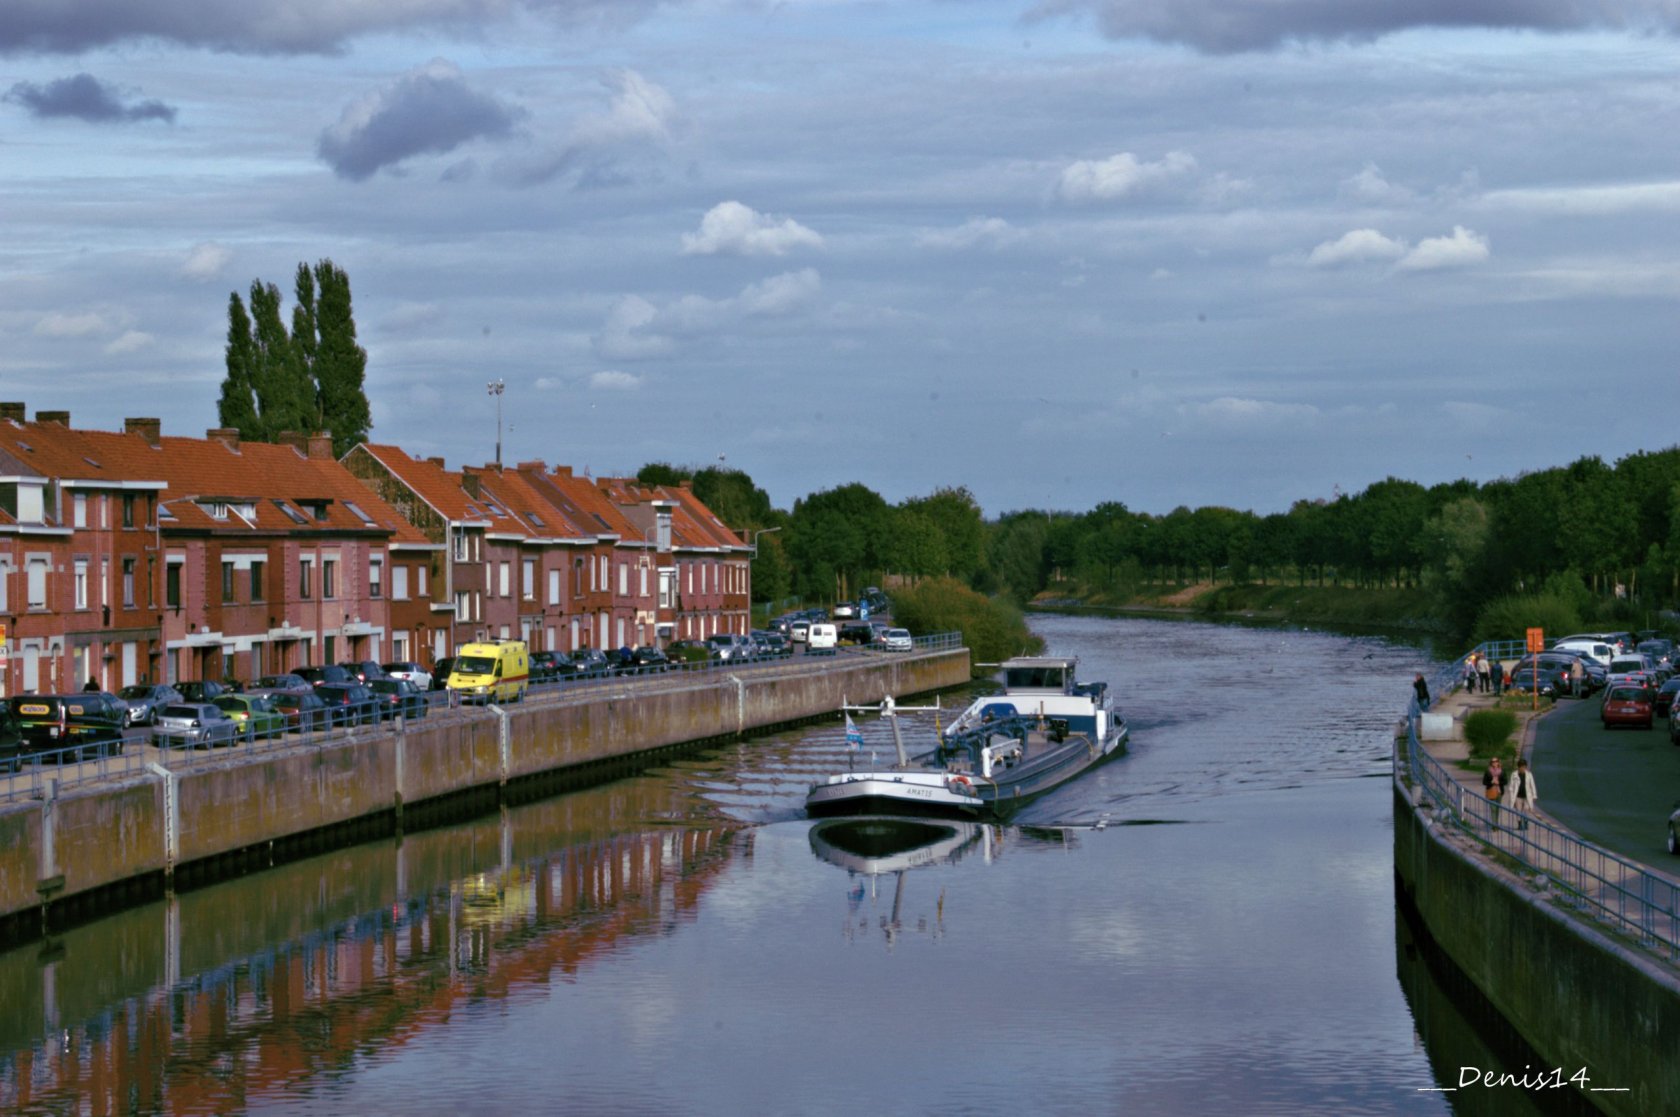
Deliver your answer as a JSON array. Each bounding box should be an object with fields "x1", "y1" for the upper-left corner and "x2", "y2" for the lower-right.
[
  {"x1": 118, "y1": 683, "x2": 182, "y2": 726},
  {"x1": 152, "y1": 702, "x2": 244, "y2": 748}
]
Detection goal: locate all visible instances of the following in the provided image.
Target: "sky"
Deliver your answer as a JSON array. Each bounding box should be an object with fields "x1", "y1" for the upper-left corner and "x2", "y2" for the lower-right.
[{"x1": 4, "y1": 1, "x2": 1679, "y2": 520}]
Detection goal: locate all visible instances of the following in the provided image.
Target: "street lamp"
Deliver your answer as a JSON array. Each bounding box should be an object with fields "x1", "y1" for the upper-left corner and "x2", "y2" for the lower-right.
[
  {"x1": 751, "y1": 526, "x2": 781, "y2": 556},
  {"x1": 487, "y1": 379, "x2": 505, "y2": 467}
]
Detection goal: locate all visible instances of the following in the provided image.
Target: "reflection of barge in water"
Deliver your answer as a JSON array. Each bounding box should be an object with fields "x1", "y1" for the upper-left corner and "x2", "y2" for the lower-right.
[
  {"x1": 806, "y1": 656, "x2": 1128, "y2": 820},
  {"x1": 807, "y1": 816, "x2": 991, "y2": 874}
]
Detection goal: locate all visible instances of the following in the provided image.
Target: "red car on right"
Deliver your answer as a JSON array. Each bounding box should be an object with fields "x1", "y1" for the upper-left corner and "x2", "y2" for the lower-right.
[{"x1": 1601, "y1": 684, "x2": 1654, "y2": 730}]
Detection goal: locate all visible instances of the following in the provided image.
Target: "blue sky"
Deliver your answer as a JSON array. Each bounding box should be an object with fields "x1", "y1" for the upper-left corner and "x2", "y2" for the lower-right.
[{"x1": 4, "y1": 1, "x2": 1678, "y2": 517}]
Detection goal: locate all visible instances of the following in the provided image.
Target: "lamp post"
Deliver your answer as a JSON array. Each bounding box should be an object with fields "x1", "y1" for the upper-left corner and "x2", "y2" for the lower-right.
[
  {"x1": 487, "y1": 379, "x2": 505, "y2": 467},
  {"x1": 751, "y1": 526, "x2": 780, "y2": 556}
]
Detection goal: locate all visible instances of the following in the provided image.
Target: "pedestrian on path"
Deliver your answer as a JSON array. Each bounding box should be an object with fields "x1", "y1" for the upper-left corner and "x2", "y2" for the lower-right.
[
  {"x1": 1465, "y1": 657, "x2": 1480, "y2": 693},
  {"x1": 1482, "y1": 756, "x2": 1505, "y2": 826},
  {"x1": 1488, "y1": 658, "x2": 1502, "y2": 696},
  {"x1": 1503, "y1": 757, "x2": 1538, "y2": 831},
  {"x1": 1476, "y1": 654, "x2": 1491, "y2": 692},
  {"x1": 1413, "y1": 672, "x2": 1431, "y2": 709}
]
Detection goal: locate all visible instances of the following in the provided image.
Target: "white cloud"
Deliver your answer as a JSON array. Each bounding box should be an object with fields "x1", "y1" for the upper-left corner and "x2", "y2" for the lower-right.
[
  {"x1": 590, "y1": 369, "x2": 643, "y2": 390},
  {"x1": 1057, "y1": 151, "x2": 1197, "y2": 202},
  {"x1": 595, "y1": 294, "x2": 672, "y2": 359},
  {"x1": 915, "y1": 216, "x2": 1024, "y2": 250},
  {"x1": 737, "y1": 269, "x2": 821, "y2": 315},
  {"x1": 34, "y1": 311, "x2": 111, "y2": 338},
  {"x1": 1307, "y1": 228, "x2": 1407, "y2": 268},
  {"x1": 1480, "y1": 180, "x2": 1680, "y2": 216},
  {"x1": 180, "y1": 242, "x2": 232, "y2": 280},
  {"x1": 575, "y1": 69, "x2": 676, "y2": 146},
  {"x1": 1183, "y1": 397, "x2": 1321, "y2": 427},
  {"x1": 681, "y1": 201, "x2": 823, "y2": 257},
  {"x1": 103, "y1": 330, "x2": 153, "y2": 354},
  {"x1": 1339, "y1": 163, "x2": 1413, "y2": 205},
  {"x1": 1397, "y1": 225, "x2": 1490, "y2": 271}
]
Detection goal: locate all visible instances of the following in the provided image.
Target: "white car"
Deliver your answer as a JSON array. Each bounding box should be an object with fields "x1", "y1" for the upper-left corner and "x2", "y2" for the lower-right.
[
  {"x1": 382, "y1": 661, "x2": 434, "y2": 690},
  {"x1": 882, "y1": 628, "x2": 913, "y2": 652}
]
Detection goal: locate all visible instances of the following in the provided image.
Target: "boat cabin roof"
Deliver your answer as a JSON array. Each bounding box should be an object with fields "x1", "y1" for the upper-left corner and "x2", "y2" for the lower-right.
[{"x1": 1001, "y1": 656, "x2": 1078, "y2": 695}]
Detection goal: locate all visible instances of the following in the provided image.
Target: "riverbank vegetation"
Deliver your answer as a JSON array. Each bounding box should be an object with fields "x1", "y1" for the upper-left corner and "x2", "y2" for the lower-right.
[{"x1": 646, "y1": 444, "x2": 1680, "y2": 647}]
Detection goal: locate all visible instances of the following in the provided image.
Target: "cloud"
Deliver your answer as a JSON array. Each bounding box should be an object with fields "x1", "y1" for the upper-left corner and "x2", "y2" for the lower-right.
[
  {"x1": 1057, "y1": 151, "x2": 1196, "y2": 202},
  {"x1": 1306, "y1": 229, "x2": 1407, "y2": 268},
  {"x1": 1397, "y1": 225, "x2": 1490, "y2": 271},
  {"x1": 596, "y1": 295, "x2": 673, "y2": 360},
  {"x1": 1480, "y1": 179, "x2": 1680, "y2": 215},
  {"x1": 1183, "y1": 397, "x2": 1321, "y2": 427},
  {"x1": 1339, "y1": 163, "x2": 1413, "y2": 206},
  {"x1": 104, "y1": 330, "x2": 154, "y2": 355},
  {"x1": 589, "y1": 370, "x2": 643, "y2": 390},
  {"x1": 0, "y1": 1, "x2": 665, "y2": 57},
  {"x1": 681, "y1": 201, "x2": 823, "y2": 257},
  {"x1": 594, "y1": 270, "x2": 823, "y2": 359},
  {"x1": 4, "y1": 73, "x2": 174, "y2": 123},
  {"x1": 317, "y1": 59, "x2": 521, "y2": 181},
  {"x1": 497, "y1": 69, "x2": 676, "y2": 188},
  {"x1": 736, "y1": 269, "x2": 821, "y2": 315},
  {"x1": 34, "y1": 311, "x2": 113, "y2": 338},
  {"x1": 180, "y1": 242, "x2": 232, "y2": 280},
  {"x1": 915, "y1": 217, "x2": 1025, "y2": 250},
  {"x1": 1029, "y1": 0, "x2": 1680, "y2": 53}
]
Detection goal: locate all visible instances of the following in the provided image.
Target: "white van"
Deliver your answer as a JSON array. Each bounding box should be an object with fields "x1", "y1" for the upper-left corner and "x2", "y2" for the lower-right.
[
  {"x1": 1553, "y1": 638, "x2": 1614, "y2": 669},
  {"x1": 806, "y1": 623, "x2": 838, "y2": 654}
]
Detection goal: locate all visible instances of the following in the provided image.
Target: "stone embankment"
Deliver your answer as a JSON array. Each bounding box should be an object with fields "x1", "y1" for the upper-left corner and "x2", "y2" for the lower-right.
[{"x1": 0, "y1": 649, "x2": 969, "y2": 937}]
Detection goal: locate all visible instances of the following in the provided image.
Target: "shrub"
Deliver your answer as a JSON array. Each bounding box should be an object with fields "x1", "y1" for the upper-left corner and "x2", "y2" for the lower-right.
[
  {"x1": 1472, "y1": 593, "x2": 1581, "y2": 647},
  {"x1": 889, "y1": 576, "x2": 1044, "y2": 668},
  {"x1": 1463, "y1": 708, "x2": 1517, "y2": 758}
]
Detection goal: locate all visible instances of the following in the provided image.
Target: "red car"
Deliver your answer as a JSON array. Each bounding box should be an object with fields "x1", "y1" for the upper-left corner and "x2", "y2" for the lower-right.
[{"x1": 1601, "y1": 684, "x2": 1654, "y2": 729}]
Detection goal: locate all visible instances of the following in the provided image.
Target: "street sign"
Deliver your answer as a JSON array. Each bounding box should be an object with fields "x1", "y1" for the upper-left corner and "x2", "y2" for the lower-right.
[{"x1": 1525, "y1": 627, "x2": 1545, "y2": 653}]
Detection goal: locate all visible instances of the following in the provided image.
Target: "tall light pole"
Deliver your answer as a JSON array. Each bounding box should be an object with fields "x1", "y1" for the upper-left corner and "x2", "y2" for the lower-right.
[
  {"x1": 486, "y1": 379, "x2": 505, "y2": 467},
  {"x1": 751, "y1": 526, "x2": 780, "y2": 556}
]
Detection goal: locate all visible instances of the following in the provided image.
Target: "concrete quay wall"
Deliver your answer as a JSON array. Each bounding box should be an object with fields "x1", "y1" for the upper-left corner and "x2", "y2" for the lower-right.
[
  {"x1": 0, "y1": 651, "x2": 968, "y2": 929},
  {"x1": 1393, "y1": 782, "x2": 1680, "y2": 1114}
]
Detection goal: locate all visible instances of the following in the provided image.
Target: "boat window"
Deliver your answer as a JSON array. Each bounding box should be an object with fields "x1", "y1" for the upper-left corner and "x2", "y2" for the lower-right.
[{"x1": 1004, "y1": 665, "x2": 1066, "y2": 690}]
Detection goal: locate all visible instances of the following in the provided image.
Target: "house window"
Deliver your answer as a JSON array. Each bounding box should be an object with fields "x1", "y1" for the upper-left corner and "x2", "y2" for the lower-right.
[
  {"x1": 455, "y1": 591, "x2": 469, "y2": 621},
  {"x1": 166, "y1": 562, "x2": 182, "y2": 608},
  {"x1": 322, "y1": 559, "x2": 337, "y2": 599},
  {"x1": 418, "y1": 563, "x2": 429, "y2": 597},
  {"x1": 250, "y1": 560, "x2": 265, "y2": 602},
  {"x1": 74, "y1": 559, "x2": 88, "y2": 609},
  {"x1": 522, "y1": 559, "x2": 535, "y2": 600},
  {"x1": 392, "y1": 564, "x2": 408, "y2": 601},
  {"x1": 618, "y1": 562, "x2": 628, "y2": 596},
  {"x1": 299, "y1": 557, "x2": 313, "y2": 599},
  {"x1": 453, "y1": 530, "x2": 470, "y2": 562},
  {"x1": 122, "y1": 557, "x2": 135, "y2": 607},
  {"x1": 27, "y1": 558, "x2": 48, "y2": 610},
  {"x1": 370, "y1": 557, "x2": 384, "y2": 599},
  {"x1": 73, "y1": 493, "x2": 87, "y2": 528},
  {"x1": 548, "y1": 568, "x2": 560, "y2": 606},
  {"x1": 500, "y1": 561, "x2": 511, "y2": 598},
  {"x1": 222, "y1": 561, "x2": 236, "y2": 603},
  {"x1": 122, "y1": 494, "x2": 135, "y2": 528}
]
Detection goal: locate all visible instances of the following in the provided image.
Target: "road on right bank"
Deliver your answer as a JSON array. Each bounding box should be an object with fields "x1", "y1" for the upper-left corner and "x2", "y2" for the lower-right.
[{"x1": 1530, "y1": 692, "x2": 1680, "y2": 871}]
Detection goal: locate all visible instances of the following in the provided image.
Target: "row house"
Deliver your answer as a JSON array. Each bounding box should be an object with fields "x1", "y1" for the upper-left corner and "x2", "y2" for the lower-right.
[{"x1": 0, "y1": 407, "x2": 425, "y2": 696}]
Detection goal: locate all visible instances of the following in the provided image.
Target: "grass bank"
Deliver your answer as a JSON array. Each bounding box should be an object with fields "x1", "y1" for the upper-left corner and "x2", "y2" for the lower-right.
[{"x1": 1031, "y1": 582, "x2": 1452, "y2": 637}]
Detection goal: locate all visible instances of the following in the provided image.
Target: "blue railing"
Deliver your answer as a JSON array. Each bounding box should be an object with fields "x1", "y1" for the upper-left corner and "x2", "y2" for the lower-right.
[
  {"x1": 0, "y1": 633, "x2": 965, "y2": 804},
  {"x1": 1396, "y1": 695, "x2": 1680, "y2": 962}
]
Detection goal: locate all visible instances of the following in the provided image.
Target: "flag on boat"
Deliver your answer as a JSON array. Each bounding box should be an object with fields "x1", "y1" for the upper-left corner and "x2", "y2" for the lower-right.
[{"x1": 845, "y1": 712, "x2": 864, "y2": 751}]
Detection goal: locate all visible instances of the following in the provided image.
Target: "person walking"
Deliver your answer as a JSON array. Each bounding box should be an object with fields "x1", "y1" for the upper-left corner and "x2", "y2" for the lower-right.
[
  {"x1": 1504, "y1": 757, "x2": 1538, "y2": 831},
  {"x1": 1465, "y1": 657, "x2": 1480, "y2": 694},
  {"x1": 1476, "y1": 654, "x2": 1491, "y2": 693},
  {"x1": 1412, "y1": 672, "x2": 1431, "y2": 709},
  {"x1": 1488, "y1": 657, "x2": 1502, "y2": 696},
  {"x1": 1482, "y1": 756, "x2": 1505, "y2": 827}
]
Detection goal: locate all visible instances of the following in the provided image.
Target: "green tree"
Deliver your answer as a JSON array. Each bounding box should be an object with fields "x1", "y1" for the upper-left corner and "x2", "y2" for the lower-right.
[
  {"x1": 218, "y1": 292, "x2": 260, "y2": 435},
  {"x1": 306, "y1": 260, "x2": 371, "y2": 457},
  {"x1": 899, "y1": 487, "x2": 985, "y2": 584}
]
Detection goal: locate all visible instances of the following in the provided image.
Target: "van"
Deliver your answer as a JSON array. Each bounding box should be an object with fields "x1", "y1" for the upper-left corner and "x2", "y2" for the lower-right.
[
  {"x1": 446, "y1": 640, "x2": 530, "y2": 704},
  {"x1": 1553, "y1": 638, "x2": 1614, "y2": 669},
  {"x1": 806, "y1": 623, "x2": 838, "y2": 654},
  {"x1": 7, "y1": 693, "x2": 126, "y2": 760}
]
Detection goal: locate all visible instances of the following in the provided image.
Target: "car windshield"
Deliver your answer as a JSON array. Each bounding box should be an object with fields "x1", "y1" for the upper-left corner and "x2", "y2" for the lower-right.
[
  {"x1": 160, "y1": 705, "x2": 201, "y2": 719},
  {"x1": 456, "y1": 656, "x2": 497, "y2": 674},
  {"x1": 1607, "y1": 687, "x2": 1648, "y2": 701},
  {"x1": 118, "y1": 686, "x2": 153, "y2": 699}
]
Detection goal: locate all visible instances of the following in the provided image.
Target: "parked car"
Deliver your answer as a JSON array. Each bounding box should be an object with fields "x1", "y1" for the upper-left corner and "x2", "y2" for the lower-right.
[
  {"x1": 618, "y1": 646, "x2": 672, "y2": 675},
  {"x1": 1509, "y1": 654, "x2": 1585, "y2": 698},
  {"x1": 0, "y1": 707, "x2": 27, "y2": 773},
  {"x1": 557, "y1": 648, "x2": 612, "y2": 679},
  {"x1": 1656, "y1": 677, "x2": 1680, "y2": 719},
  {"x1": 382, "y1": 661, "x2": 434, "y2": 690},
  {"x1": 212, "y1": 694, "x2": 288, "y2": 740},
  {"x1": 296, "y1": 665, "x2": 353, "y2": 688},
  {"x1": 314, "y1": 683, "x2": 381, "y2": 726},
  {"x1": 370, "y1": 678, "x2": 430, "y2": 719},
  {"x1": 1668, "y1": 805, "x2": 1680, "y2": 855},
  {"x1": 706, "y1": 633, "x2": 756, "y2": 663},
  {"x1": 1506, "y1": 668, "x2": 1557, "y2": 698},
  {"x1": 881, "y1": 627, "x2": 914, "y2": 652},
  {"x1": 337, "y1": 660, "x2": 387, "y2": 684},
  {"x1": 1601, "y1": 684, "x2": 1654, "y2": 729},
  {"x1": 789, "y1": 620, "x2": 811, "y2": 644},
  {"x1": 177, "y1": 679, "x2": 228, "y2": 703},
  {"x1": 831, "y1": 601, "x2": 859, "y2": 620},
  {"x1": 754, "y1": 632, "x2": 792, "y2": 658},
  {"x1": 838, "y1": 622, "x2": 875, "y2": 646},
  {"x1": 153, "y1": 702, "x2": 244, "y2": 748},
  {"x1": 267, "y1": 688, "x2": 331, "y2": 732},
  {"x1": 117, "y1": 683, "x2": 183, "y2": 726},
  {"x1": 528, "y1": 651, "x2": 562, "y2": 684},
  {"x1": 255, "y1": 674, "x2": 311, "y2": 693},
  {"x1": 8, "y1": 692, "x2": 127, "y2": 761},
  {"x1": 665, "y1": 640, "x2": 713, "y2": 667},
  {"x1": 806, "y1": 623, "x2": 838, "y2": 655}
]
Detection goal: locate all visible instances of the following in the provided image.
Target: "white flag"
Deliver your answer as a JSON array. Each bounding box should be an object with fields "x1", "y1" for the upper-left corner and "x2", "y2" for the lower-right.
[{"x1": 845, "y1": 712, "x2": 864, "y2": 751}]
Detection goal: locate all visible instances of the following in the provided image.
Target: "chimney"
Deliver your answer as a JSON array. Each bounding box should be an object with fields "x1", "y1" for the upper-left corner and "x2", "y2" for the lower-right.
[
  {"x1": 276, "y1": 430, "x2": 308, "y2": 454},
  {"x1": 37, "y1": 410, "x2": 69, "y2": 426},
  {"x1": 0, "y1": 402, "x2": 24, "y2": 423},
  {"x1": 207, "y1": 427, "x2": 241, "y2": 451},
  {"x1": 426, "y1": 456, "x2": 446, "y2": 469},
  {"x1": 307, "y1": 434, "x2": 333, "y2": 460},
  {"x1": 553, "y1": 465, "x2": 573, "y2": 478},
  {"x1": 124, "y1": 417, "x2": 162, "y2": 446},
  {"x1": 516, "y1": 460, "x2": 546, "y2": 472},
  {"x1": 462, "y1": 472, "x2": 483, "y2": 499}
]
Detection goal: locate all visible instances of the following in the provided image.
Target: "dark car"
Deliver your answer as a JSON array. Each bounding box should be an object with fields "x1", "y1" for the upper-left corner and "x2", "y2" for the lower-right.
[
  {"x1": 255, "y1": 673, "x2": 311, "y2": 693},
  {"x1": 267, "y1": 688, "x2": 331, "y2": 731},
  {"x1": 118, "y1": 683, "x2": 183, "y2": 726},
  {"x1": 370, "y1": 678, "x2": 430, "y2": 719},
  {"x1": 8, "y1": 692, "x2": 126, "y2": 761},
  {"x1": 529, "y1": 650, "x2": 562, "y2": 683},
  {"x1": 838, "y1": 621, "x2": 875, "y2": 646},
  {"x1": 429, "y1": 658, "x2": 455, "y2": 691},
  {"x1": 314, "y1": 683, "x2": 381, "y2": 726},
  {"x1": 617, "y1": 645, "x2": 671, "y2": 675},
  {"x1": 755, "y1": 632, "x2": 791, "y2": 658},
  {"x1": 1509, "y1": 655, "x2": 1580, "y2": 698},
  {"x1": 665, "y1": 640, "x2": 712, "y2": 667},
  {"x1": 1507, "y1": 668, "x2": 1557, "y2": 698},
  {"x1": 297, "y1": 665, "x2": 353, "y2": 688},
  {"x1": 1602, "y1": 684, "x2": 1654, "y2": 729},
  {"x1": 1656, "y1": 677, "x2": 1680, "y2": 719},
  {"x1": 177, "y1": 679, "x2": 228, "y2": 703},
  {"x1": 557, "y1": 649, "x2": 612, "y2": 679},
  {"x1": 337, "y1": 660, "x2": 387, "y2": 684}
]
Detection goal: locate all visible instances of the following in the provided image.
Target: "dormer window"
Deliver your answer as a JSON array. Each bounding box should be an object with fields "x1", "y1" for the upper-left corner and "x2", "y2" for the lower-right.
[{"x1": 200, "y1": 501, "x2": 228, "y2": 521}]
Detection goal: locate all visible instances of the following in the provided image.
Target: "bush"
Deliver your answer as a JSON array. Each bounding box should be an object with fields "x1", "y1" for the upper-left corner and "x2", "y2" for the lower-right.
[
  {"x1": 1472, "y1": 593, "x2": 1581, "y2": 647},
  {"x1": 889, "y1": 576, "x2": 1044, "y2": 668},
  {"x1": 1463, "y1": 708, "x2": 1517, "y2": 758}
]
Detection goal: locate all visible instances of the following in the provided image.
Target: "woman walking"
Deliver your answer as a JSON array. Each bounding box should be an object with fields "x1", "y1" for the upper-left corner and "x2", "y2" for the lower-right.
[
  {"x1": 1483, "y1": 756, "x2": 1505, "y2": 827},
  {"x1": 1504, "y1": 757, "x2": 1538, "y2": 831}
]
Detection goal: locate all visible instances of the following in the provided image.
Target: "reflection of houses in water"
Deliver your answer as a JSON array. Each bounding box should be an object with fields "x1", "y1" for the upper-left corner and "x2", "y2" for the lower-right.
[
  {"x1": 0, "y1": 826, "x2": 739, "y2": 1115},
  {"x1": 807, "y1": 817, "x2": 1000, "y2": 948}
]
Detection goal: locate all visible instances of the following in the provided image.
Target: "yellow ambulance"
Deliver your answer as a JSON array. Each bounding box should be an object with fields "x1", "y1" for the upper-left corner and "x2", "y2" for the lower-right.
[{"x1": 446, "y1": 640, "x2": 530, "y2": 704}]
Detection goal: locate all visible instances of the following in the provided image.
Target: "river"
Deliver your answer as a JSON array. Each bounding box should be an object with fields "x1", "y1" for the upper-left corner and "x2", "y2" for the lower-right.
[{"x1": 0, "y1": 614, "x2": 1596, "y2": 1115}]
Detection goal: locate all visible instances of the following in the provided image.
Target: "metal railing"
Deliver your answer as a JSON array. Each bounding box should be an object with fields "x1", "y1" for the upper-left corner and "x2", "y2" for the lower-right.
[
  {"x1": 1397, "y1": 700, "x2": 1680, "y2": 961},
  {"x1": 0, "y1": 633, "x2": 965, "y2": 805}
]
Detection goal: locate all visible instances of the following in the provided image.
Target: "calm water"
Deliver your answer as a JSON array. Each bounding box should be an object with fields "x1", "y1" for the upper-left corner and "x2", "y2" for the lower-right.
[{"x1": 0, "y1": 615, "x2": 1585, "y2": 1115}]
